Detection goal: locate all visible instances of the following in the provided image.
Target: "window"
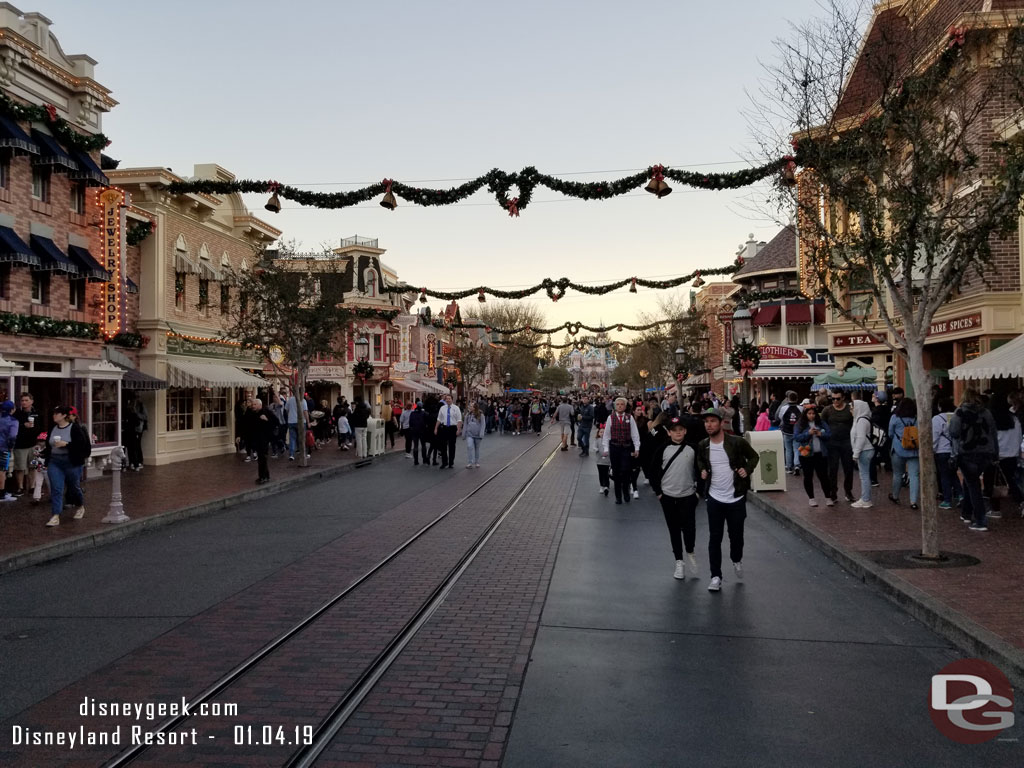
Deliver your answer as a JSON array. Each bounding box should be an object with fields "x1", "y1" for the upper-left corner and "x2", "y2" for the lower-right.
[
  {"x1": 91, "y1": 380, "x2": 118, "y2": 444},
  {"x1": 198, "y1": 278, "x2": 209, "y2": 312},
  {"x1": 68, "y1": 277, "x2": 85, "y2": 309},
  {"x1": 69, "y1": 182, "x2": 86, "y2": 214},
  {"x1": 0, "y1": 158, "x2": 9, "y2": 189},
  {"x1": 364, "y1": 269, "x2": 377, "y2": 297},
  {"x1": 762, "y1": 279, "x2": 778, "y2": 289},
  {"x1": 849, "y1": 293, "x2": 874, "y2": 318},
  {"x1": 0, "y1": 263, "x2": 9, "y2": 298},
  {"x1": 220, "y1": 283, "x2": 230, "y2": 314},
  {"x1": 31, "y1": 167, "x2": 50, "y2": 202},
  {"x1": 200, "y1": 388, "x2": 228, "y2": 428},
  {"x1": 373, "y1": 333, "x2": 383, "y2": 361},
  {"x1": 31, "y1": 272, "x2": 48, "y2": 304},
  {"x1": 166, "y1": 388, "x2": 194, "y2": 431},
  {"x1": 788, "y1": 326, "x2": 808, "y2": 346},
  {"x1": 175, "y1": 271, "x2": 185, "y2": 311}
]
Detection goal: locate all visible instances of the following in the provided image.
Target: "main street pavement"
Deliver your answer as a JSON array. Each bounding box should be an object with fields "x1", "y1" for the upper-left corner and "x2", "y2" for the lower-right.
[{"x1": 0, "y1": 428, "x2": 1021, "y2": 766}]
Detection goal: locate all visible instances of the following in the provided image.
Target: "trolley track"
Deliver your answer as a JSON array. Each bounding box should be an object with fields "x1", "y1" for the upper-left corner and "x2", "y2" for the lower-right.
[{"x1": 102, "y1": 435, "x2": 558, "y2": 767}]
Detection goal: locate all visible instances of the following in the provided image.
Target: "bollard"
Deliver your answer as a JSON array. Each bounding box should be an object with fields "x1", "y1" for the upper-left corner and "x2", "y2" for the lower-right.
[{"x1": 102, "y1": 446, "x2": 130, "y2": 524}]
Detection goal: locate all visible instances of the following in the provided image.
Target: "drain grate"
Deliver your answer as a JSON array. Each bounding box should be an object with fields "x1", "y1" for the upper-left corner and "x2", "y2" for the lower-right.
[{"x1": 860, "y1": 549, "x2": 980, "y2": 569}]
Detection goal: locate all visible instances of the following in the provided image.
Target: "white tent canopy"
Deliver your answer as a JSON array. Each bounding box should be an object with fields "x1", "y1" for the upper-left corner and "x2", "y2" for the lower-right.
[{"x1": 949, "y1": 334, "x2": 1024, "y2": 381}]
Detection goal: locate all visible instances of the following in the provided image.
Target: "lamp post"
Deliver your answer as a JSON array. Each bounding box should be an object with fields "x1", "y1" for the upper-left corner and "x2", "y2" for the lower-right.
[
  {"x1": 505, "y1": 371, "x2": 511, "y2": 392},
  {"x1": 731, "y1": 303, "x2": 753, "y2": 418},
  {"x1": 638, "y1": 368, "x2": 649, "y2": 399},
  {"x1": 355, "y1": 336, "x2": 370, "y2": 398}
]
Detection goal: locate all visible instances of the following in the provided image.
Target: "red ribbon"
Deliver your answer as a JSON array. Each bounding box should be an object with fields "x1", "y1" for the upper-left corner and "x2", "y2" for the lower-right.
[
  {"x1": 44, "y1": 104, "x2": 57, "y2": 122},
  {"x1": 651, "y1": 164, "x2": 665, "y2": 182},
  {"x1": 266, "y1": 180, "x2": 282, "y2": 193},
  {"x1": 740, "y1": 359, "x2": 756, "y2": 377},
  {"x1": 382, "y1": 178, "x2": 393, "y2": 193},
  {"x1": 948, "y1": 25, "x2": 966, "y2": 48},
  {"x1": 507, "y1": 197, "x2": 519, "y2": 217}
]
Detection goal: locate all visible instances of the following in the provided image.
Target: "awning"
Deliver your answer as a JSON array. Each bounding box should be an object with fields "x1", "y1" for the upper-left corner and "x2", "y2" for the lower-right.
[
  {"x1": 682, "y1": 372, "x2": 709, "y2": 387},
  {"x1": 0, "y1": 116, "x2": 37, "y2": 155},
  {"x1": 126, "y1": 277, "x2": 139, "y2": 294},
  {"x1": 814, "y1": 303, "x2": 826, "y2": 323},
  {"x1": 753, "y1": 305, "x2": 781, "y2": 327},
  {"x1": 949, "y1": 334, "x2": 1024, "y2": 380},
  {"x1": 418, "y1": 378, "x2": 451, "y2": 395},
  {"x1": 174, "y1": 251, "x2": 199, "y2": 274},
  {"x1": 67, "y1": 244, "x2": 109, "y2": 282},
  {"x1": 30, "y1": 129, "x2": 77, "y2": 172},
  {"x1": 30, "y1": 234, "x2": 78, "y2": 274},
  {"x1": 392, "y1": 379, "x2": 426, "y2": 393},
  {"x1": 751, "y1": 364, "x2": 837, "y2": 379},
  {"x1": 115, "y1": 364, "x2": 167, "y2": 391},
  {"x1": 166, "y1": 359, "x2": 267, "y2": 388},
  {"x1": 786, "y1": 303, "x2": 811, "y2": 325},
  {"x1": 198, "y1": 260, "x2": 222, "y2": 281},
  {"x1": 68, "y1": 149, "x2": 109, "y2": 186},
  {"x1": 0, "y1": 226, "x2": 40, "y2": 267}
]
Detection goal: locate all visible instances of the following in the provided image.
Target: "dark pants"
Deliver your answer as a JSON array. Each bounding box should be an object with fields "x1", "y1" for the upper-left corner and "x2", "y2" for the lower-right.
[
  {"x1": 569, "y1": 417, "x2": 577, "y2": 445},
  {"x1": 959, "y1": 457, "x2": 989, "y2": 526},
  {"x1": 409, "y1": 433, "x2": 421, "y2": 464},
  {"x1": 827, "y1": 442, "x2": 855, "y2": 500},
  {"x1": 999, "y1": 456, "x2": 1024, "y2": 505},
  {"x1": 706, "y1": 496, "x2": 746, "y2": 578},
  {"x1": 935, "y1": 452, "x2": 961, "y2": 504},
  {"x1": 437, "y1": 426, "x2": 458, "y2": 467},
  {"x1": 597, "y1": 464, "x2": 610, "y2": 489},
  {"x1": 799, "y1": 453, "x2": 829, "y2": 499},
  {"x1": 609, "y1": 444, "x2": 633, "y2": 502},
  {"x1": 578, "y1": 425, "x2": 591, "y2": 454},
  {"x1": 405, "y1": 430, "x2": 413, "y2": 454},
  {"x1": 659, "y1": 494, "x2": 698, "y2": 560},
  {"x1": 255, "y1": 441, "x2": 270, "y2": 481},
  {"x1": 531, "y1": 414, "x2": 543, "y2": 433},
  {"x1": 423, "y1": 433, "x2": 437, "y2": 464},
  {"x1": 125, "y1": 430, "x2": 144, "y2": 468}
]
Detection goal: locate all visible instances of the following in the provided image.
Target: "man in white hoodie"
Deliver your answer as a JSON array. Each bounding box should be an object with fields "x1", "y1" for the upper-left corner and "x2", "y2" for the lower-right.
[{"x1": 850, "y1": 398, "x2": 877, "y2": 508}]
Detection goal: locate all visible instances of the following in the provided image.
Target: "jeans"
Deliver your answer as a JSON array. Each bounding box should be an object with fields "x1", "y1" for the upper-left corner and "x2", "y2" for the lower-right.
[
  {"x1": 959, "y1": 457, "x2": 989, "y2": 525},
  {"x1": 466, "y1": 436, "x2": 481, "y2": 465},
  {"x1": 799, "y1": 453, "x2": 829, "y2": 499},
  {"x1": 287, "y1": 423, "x2": 299, "y2": 458},
  {"x1": 827, "y1": 442, "x2": 855, "y2": 500},
  {"x1": 706, "y1": 496, "x2": 746, "y2": 579},
  {"x1": 46, "y1": 454, "x2": 83, "y2": 518},
  {"x1": 659, "y1": 494, "x2": 698, "y2": 560},
  {"x1": 857, "y1": 448, "x2": 875, "y2": 502},
  {"x1": 934, "y1": 452, "x2": 961, "y2": 504},
  {"x1": 890, "y1": 453, "x2": 919, "y2": 504},
  {"x1": 782, "y1": 432, "x2": 796, "y2": 471},
  {"x1": 578, "y1": 425, "x2": 591, "y2": 454}
]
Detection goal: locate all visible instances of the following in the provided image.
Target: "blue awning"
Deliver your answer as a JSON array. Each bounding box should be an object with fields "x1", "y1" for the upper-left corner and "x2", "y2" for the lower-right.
[
  {"x1": 30, "y1": 129, "x2": 77, "y2": 172},
  {"x1": 0, "y1": 226, "x2": 40, "y2": 267},
  {"x1": 30, "y1": 235, "x2": 78, "y2": 274},
  {"x1": 0, "y1": 116, "x2": 37, "y2": 156},
  {"x1": 67, "y1": 244, "x2": 108, "y2": 281},
  {"x1": 126, "y1": 277, "x2": 138, "y2": 294},
  {"x1": 69, "y1": 149, "x2": 108, "y2": 186}
]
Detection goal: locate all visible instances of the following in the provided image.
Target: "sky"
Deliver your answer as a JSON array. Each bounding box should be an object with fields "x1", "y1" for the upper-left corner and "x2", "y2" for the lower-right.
[{"x1": 37, "y1": 0, "x2": 826, "y2": 337}]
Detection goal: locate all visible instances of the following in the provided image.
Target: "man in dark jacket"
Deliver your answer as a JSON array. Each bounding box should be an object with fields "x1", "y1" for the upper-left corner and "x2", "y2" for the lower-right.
[
  {"x1": 408, "y1": 404, "x2": 426, "y2": 466},
  {"x1": 695, "y1": 408, "x2": 760, "y2": 593},
  {"x1": 349, "y1": 397, "x2": 371, "y2": 457},
  {"x1": 245, "y1": 398, "x2": 279, "y2": 484},
  {"x1": 950, "y1": 388, "x2": 998, "y2": 532}
]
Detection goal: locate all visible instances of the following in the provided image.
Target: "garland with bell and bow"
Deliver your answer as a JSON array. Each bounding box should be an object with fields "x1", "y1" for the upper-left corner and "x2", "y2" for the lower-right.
[
  {"x1": 734, "y1": 288, "x2": 807, "y2": 303},
  {"x1": 0, "y1": 92, "x2": 111, "y2": 153},
  {"x1": 499, "y1": 338, "x2": 646, "y2": 350},
  {"x1": 729, "y1": 341, "x2": 761, "y2": 377},
  {"x1": 437, "y1": 317, "x2": 686, "y2": 336},
  {"x1": 164, "y1": 160, "x2": 792, "y2": 216}
]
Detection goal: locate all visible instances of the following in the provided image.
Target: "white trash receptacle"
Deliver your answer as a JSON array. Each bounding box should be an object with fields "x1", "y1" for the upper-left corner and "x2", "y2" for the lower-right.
[{"x1": 744, "y1": 430, "x2": 786, "y2": 491}]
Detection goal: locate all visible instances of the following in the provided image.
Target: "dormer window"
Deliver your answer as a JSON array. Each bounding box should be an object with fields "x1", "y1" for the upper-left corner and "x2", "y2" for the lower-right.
[{"x1": 364, "y1": 268, "x2": 377, "y2": 298}]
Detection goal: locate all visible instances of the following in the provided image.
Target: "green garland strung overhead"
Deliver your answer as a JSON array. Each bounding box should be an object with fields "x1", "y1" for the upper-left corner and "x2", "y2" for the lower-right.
[
  {"x1": 499, "y1": 338, "x2": 644, "y2": 350},
  {"x1": 734, "y1": 288, "x2": 808, "y2": 303},
  {"x1": 0, "y1": 92, "x2": 110, "y2": 153},
  {"x1": 164, "y1": 159, "x2": 792, "y2": 216},
  {"x1": 441, "y1": 317, "x2": 686, "y2": 336},
  {"x1": 402, "y1": 263, "x2": 738, "y2": 303}
]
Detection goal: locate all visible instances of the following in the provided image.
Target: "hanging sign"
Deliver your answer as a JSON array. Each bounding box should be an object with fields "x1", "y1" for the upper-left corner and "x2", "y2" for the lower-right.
[
  {"x1": 98, "y1": 188, "x2": 126, "y2": 336},
  {"x1": 426, "y1": 333, "x2": 436, "y2": 376},
  {"x1": 393, "y1": 314, "x2": 417, "y2": 373}
]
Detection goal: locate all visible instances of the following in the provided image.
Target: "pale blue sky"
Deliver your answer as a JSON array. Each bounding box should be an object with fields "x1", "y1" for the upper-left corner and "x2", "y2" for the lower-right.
[{"x1": 40, "y1": 0, "x2": 824, "y2": 331}]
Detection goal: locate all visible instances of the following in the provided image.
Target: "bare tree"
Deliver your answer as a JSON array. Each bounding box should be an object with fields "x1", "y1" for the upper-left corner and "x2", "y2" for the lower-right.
[
  {"x1": 752, "y1": 1, "x2": 1024, "y2": 557},
  {"x1": 477, "y1": 301, "x2": 547, "y2": 389}
]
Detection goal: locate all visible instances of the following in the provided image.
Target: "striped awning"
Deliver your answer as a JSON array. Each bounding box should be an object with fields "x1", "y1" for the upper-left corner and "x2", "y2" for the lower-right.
[
  {"x1": 391, "y1": 379, "x2": 426, "y2": 393},
  {"x1": 167, "y1": 359, "x2": 267, "y2": 388},
  {"x1": 949, "y1": 334, "x2": 1024, "y2": 381},
  {"x1": 67, "y1": 244, "x2": 109, "y2": 282},
  {"x1": 174, "y1": 251, "x2": 199, "y2": 274},
  {"x1": 114, "y1": 364, "x2": 167, "y2": 391},
  {"x1": 0, "y1": 116, "x2": 37, "y2": 156},
  {"x1": 31, "y1": 129, "x2": 77, "y2": 172},
  {"x1": 682, "y1": 372, "x2": 709, "y2": 387},
  {"x1": 419, "y1": 378, "x2": 452, "y2": 395},
  {"x1": 198, "y1": 260, "x2": 222, "y2": 281}
]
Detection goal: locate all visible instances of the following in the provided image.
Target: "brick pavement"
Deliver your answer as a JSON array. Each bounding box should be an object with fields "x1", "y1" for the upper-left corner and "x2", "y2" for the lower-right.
[
  {"x1": 0, "y1": 440, "x2": 406, "y2": 573},
  {"x1": 747, "y1": 470, "x2": 1024, "y2": 681},
  {"x1": 0, "y1": 432, "x2": 560, "y2": 767}
]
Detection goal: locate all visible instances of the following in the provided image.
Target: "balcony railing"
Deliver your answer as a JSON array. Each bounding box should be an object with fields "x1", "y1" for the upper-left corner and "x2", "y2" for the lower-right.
[{"x1": 339, "y1": 235, "x2": 378, "y2": 248}]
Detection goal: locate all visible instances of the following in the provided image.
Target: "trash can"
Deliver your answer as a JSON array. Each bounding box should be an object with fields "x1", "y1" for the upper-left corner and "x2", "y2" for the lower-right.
[
  {"x1": 744, "y1": 430, "x2": 785, "y2": 491},
  {"x1": 365, "y1": 418, "x2": 385, "y2": 457}
]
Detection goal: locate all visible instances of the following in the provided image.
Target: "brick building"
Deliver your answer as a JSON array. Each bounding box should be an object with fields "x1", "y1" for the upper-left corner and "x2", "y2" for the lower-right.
[
  {"x1": 688, "y1": 281, "x2": 739, "y2": 398},
  {"x1": 0, "y1": 5, "x2": 131, "y2": 467}
]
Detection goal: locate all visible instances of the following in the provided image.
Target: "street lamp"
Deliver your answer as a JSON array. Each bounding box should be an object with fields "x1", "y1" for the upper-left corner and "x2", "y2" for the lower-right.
[
  {"x1": 674, "y1": 346, "x2": 686, "y2": 367},
  {"x1": 638, "y1": 368, "x2": 649, "y2": 397},
  {"x1": 355, "y1": 336, "x2": 370, "y2": 362},
  {"x1": 505, "y1": 371, "x2": 512, "y2": 391},
  {"x1": 731, "y1": 303, "x2": 753, "y2": 416}
]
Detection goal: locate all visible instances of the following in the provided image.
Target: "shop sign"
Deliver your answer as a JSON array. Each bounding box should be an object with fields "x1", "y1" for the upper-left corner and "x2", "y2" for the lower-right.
[
  {"x1": 98, "y1": 188, "x2": 126, "y2": 336},
  {"x1": 929, "y1": 313, "x2": 982, "y2": 338},
  {"x1": 393, "y1": 314, "x2": 417, "y2": 373},
  {"x1": 308, "y1": 365, "x2": 348, "y2": 379},
  {"x1": 426, "y1": 333, "x2": 436, "y2": 376},
  {"x1": 833, "y1": 333, "x2": 885, "y2": 348},
  {"x1": 759, "y1": 345, "x2": 809, "y2": 360},
  {"x1": 166, "y1": 335, "x2": 261, "y2": 362}
]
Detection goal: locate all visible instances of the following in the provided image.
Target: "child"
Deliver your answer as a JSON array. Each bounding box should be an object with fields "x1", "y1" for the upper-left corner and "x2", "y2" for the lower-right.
[
  {"x1": 336, "y1": 412, "x2": 352, "y2": 450},
  {"x1": 29, "y1": 432, "x2": 47, "y2": 504},
  {"x1": 649, "y1": 417, "x2": 699, "y2": 580},
  {"x1": 595, "y1": 426, "x2": 610, "y2": 496}
]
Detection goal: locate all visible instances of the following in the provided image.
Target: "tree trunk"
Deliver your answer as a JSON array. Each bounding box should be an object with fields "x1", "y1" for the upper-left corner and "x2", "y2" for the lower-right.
[{"x1": 905, "y1": 340, "x2": 940, "y2": 558}]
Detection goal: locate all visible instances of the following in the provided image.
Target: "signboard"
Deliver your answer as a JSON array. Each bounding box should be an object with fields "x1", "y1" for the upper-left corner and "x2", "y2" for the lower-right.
[
  {"x1": 426, "y1": 333, "x2": 436, "y2": 376},
  {"x1": 98, "y1": 188, "x2": 126, "y2": 336},
  {"x1": 166, "y1": 335, "x2": 262, "y2": 362},
  {"x1": 393, "y1": 314, "x2": 417, "y2": 373},
  {"x1": 833, "y1": 333, "x2": 886, "y2": 348},
  {"x1": 308, "y1": 365, "x2": 348, "y2": 379},
  {"x1": 929, "y1": 313, "x2": 982, "y2": 338},
  {"x1": 759, "y1": 345, "x2": 809, "y2": 360}
]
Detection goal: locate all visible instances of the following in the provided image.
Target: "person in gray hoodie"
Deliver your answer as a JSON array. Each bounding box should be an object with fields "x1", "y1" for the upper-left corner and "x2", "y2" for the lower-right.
[
  {"x1": 463, "y1": 401, "x2": 486, "y2": 468},
  {"x1": 850, "y1": 398, "x2": 876, "y2": 507},
  {"x1": 649, "y1": 418, "x2": 699, "y2": 580}
]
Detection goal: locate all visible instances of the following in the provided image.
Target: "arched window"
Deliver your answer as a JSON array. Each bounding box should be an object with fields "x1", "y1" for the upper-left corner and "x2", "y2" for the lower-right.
[{"x1": 364, "y1": 268, "x2": 377, "y2": 298}]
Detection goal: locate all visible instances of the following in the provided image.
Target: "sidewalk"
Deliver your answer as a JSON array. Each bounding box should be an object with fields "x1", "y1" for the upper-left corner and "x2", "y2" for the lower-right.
[
  {"x1": 748, "y1": 473, "x2": 1024, "y2": 686},
  {"x1": 0, "y1": 440, "x2": 406, "y2": 574}
]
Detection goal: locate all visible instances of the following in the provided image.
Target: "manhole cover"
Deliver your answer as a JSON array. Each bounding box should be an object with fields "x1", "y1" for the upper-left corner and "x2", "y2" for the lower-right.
[{"x1": 861, "y1": 549, "x2": 980, "y2": 569}]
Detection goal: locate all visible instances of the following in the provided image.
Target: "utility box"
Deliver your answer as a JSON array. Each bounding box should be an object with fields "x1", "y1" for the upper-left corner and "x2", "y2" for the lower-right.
[{"x1": 745, "y1": 430, "x2": 785, "y2": 492}]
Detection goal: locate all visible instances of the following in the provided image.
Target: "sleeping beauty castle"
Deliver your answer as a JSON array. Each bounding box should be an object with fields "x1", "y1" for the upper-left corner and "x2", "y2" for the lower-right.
[{"x1": 560, "y1": 331, "x2": 619, "y2": 391}]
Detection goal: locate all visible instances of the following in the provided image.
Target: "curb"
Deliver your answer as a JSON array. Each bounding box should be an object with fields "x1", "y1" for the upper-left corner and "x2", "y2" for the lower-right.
[
  {"x1": 0, "y1": 450, "x2": 404, "y2": 575},
  {"x1": 748, "y1": 491, "x2": 1024, "y2": 690}
]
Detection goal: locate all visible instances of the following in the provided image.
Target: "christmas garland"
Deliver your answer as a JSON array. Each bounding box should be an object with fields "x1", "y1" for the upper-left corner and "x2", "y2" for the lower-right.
[
  {"x1": 164, "y1": 160, "x2": 790, "y2": 216},
  {"x1": 0, "y1": 310, "x2": 101, "y2": 340},
  {"x1": 106, "y1": 331, "x2": 148, "y2": 349},
  {"x1": 404, "y1": 264, "x2": 738, "y2": 304},
  {"x1": 352, "y1": 360, "x2": 375, "y2": 378},
  {"x1": 728, "y1": 340, "x2": 761, "y2": 376},
  {"x1": 501, "y1": 338, "x2": 644, "y2": 350},
  {"x1": 441, "y1": 317, "x2": 686, "y2": 336},
  {"x1": 734, "y1": 288, "x2": 807, "y2": 303},
  {"x1": 126, "y1": 220, "x2": 155, "y2": 247},
  {"x1": 0, "y1": 92, "x2": 110, "y2": 153}
]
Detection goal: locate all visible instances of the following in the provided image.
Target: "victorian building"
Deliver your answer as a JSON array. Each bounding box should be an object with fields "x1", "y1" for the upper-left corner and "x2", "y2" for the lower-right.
[{"x1": 561, "y1": 331, "x2": 618, "y2": 391}]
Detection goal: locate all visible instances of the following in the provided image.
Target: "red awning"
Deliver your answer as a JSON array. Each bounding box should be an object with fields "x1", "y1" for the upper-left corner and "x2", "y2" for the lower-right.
[
  {"x1": 753, "y1": 305, "x2": 781, "y2": 326},
  {"x1": 814, "y1": 303, "x2": 826, "y2": 323},
  {"x1": 786, "y1": 303, "x2": 811, "y2": 325}
]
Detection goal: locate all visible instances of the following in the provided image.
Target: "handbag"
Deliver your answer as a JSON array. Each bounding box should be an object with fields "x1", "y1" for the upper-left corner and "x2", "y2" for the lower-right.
[
  {"x1": 798, "y1": 444, "x2": 812, "y2": 457},
  {"x1": 992, "y1": 464, "x2": 1010, "y2": 498}
]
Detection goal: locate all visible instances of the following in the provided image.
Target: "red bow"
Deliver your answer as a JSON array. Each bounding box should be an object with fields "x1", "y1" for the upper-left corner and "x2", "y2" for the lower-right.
[
  {"x1": 650, "y1": 164, "x2": 666, "y2": 182},
  {"x1": 507, "y1": 197, "x2": 519, "y2": 217},
  {"x1": 740, "y1": 359, "x2": 756, "y2": 377},
  {"x1": 948, "y1": 25, "x2": 966, "y2": 48},
  {"x1": 382, "y1": 178, "x2": 393, "y2": 193},
  {"x1": 44, "y1": 104, "x2": 57, "y2": 122},
  {"x1": 266, "y1": 180, "x2": 282, "y2": 193}
]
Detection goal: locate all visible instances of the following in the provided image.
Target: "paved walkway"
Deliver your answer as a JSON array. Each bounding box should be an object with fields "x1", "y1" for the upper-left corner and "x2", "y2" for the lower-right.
[{"x1": 0, "y1": 440, "x2": 406, "y2": 573}]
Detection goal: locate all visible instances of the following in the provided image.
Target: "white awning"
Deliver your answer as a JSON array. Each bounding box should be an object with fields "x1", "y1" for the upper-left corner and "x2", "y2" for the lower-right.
[
  {"x1": 949, "y1": 335, "x2": 1024, "y2": 381},
  {"x1": 751, "y1": 364, "x2": 838, "y2": 380},
  {"x1": 418, "y1": 378, "x2": 451, "y2": 395},
  {"x1": 391, "y1": 379, "x2": 426, "y2": 393},
  {"x1": 167, "y1": 359, "x2": 267, "y2": 388}
]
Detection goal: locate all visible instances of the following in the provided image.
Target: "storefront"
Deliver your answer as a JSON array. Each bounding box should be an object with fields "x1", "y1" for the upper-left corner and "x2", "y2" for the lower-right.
[{"x1": 749, "y1": 344, "x2": 836, "y2": 401}]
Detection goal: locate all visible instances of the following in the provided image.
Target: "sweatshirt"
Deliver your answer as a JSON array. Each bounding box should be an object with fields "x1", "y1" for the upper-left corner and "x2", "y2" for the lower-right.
[
  {"x1": 649, "y1": 441, "x2": 696, "y2": 498},
  {"x1": 850, "y1": 400, "x2": 873, "y2": 458}
]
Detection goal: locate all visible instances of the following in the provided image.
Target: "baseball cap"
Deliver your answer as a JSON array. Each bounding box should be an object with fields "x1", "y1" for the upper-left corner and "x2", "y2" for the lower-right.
[
  {"x1": 69, "y1": 406, "x2": 79, "y2": 417},
  {"x1": 702, "y1": 407, "x2": 725, "y2": 421},
  {"x1": 668, "y1": 416, "x2": 686, "y2": 429},
  {"x1": 800, "y1": 398, "x2": 812, "y2": 406},
  {"x1": 0, "y1": 400, "x2": 14, "y2": 414},
  {"x1": 875, "y1": 391, "x2": 888, "y2": 403}
]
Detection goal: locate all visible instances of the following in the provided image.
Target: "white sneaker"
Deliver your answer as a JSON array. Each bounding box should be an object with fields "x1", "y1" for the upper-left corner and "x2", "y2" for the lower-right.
[
  {"x1": 850, "y1": 500, "x2": 865, "y2": 508},
  {"x1": 686, "y1": 552, "x2": 698, "y2": 573},
  {"x1": 632, "y1": 489, "x2": 639, "y2": 499},
  {"x1": 673, "y1": 560, "x2": 685, "y2": 580},
  {"x1": 244, "y1": 456, "x2": 252, "y2": 462},
  {"x1": 708, "y1": 576, "x2": 722, "y2": 592},
  {"x1": 0, "y1": 494, "x2": 16, "y2": 502},
  {"x1": 46, "y1": 515, "x2": 60, "y2": 527},
  {"x1": 73, "y1": 506, "x2": 85, "y2": 519},
  {"x1": 598, "y1": 487, "x2": 605, "y2": 494},
  {"x1": 733, "y1": 561, "x2": 743, "y2": 580},
  {"x1": 808, "y1": 498, "x2": 818, "y2": 507},
  {"x1": 825, "y1": 498, "x2": 835, "y2": 507},
  {"x1": 858, "y1": 501, "x2": 873, "y2": 508}
]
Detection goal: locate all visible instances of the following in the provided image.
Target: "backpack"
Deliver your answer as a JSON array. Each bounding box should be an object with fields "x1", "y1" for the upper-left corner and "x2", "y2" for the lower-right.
[
  {"x1": 779, "y1": 404, "x2": 801, "y2": 433},
  {"x1": 899, "y1": 418, "x2": 919, "y2": 451},
  {"x1": 858, "y1": 416, "x2": 881, "y2": 449},
  {"x1": 958, "y1": 407, "x2": 990, "y2": 453}
]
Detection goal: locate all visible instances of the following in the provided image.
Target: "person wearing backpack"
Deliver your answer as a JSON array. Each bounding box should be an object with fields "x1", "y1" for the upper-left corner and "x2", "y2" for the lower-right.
[
  {"x1": 887, "y1": 397, "x2": 920, "y2": 509},
  {"x1": 851, "y1": 398, "x2": 876, "y2": 508},
  {"x1": 0, "y1": 400, "x2": 19, "y2": 502},
  {"x1": 950, "y1": 388, "x2": 998, "y2": 531},
  {"x1": 931, "y1": 397, "x2": 962, "y2": 509},
  {"x1": 777, "y1": 391, "x2": 802, "y2": 476},
  {"x1": 989, "y1": 392, "x2": 1024, "y2": 518}
]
